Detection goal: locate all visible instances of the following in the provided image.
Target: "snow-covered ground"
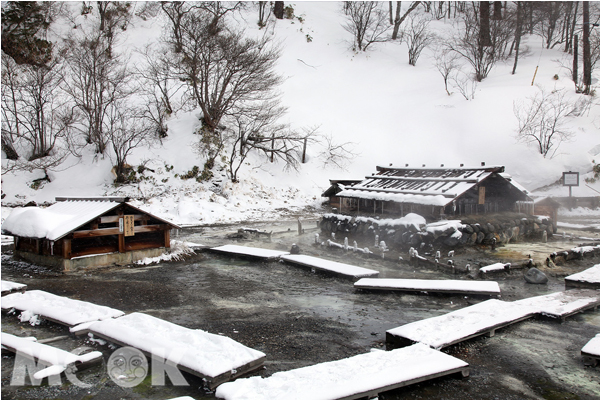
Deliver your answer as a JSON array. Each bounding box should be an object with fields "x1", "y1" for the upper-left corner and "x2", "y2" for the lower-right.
[{"x1": 1, "y1": 2, "x2": 599, "y2": 227}]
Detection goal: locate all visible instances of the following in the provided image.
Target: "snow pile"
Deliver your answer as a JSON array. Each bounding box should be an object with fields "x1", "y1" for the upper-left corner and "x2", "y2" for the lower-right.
[
  {"x1": 135, "y1": 240, "x2": 196, "y2": 265},
  {"x1": 565, "y1": 264, "x2": 600, "y2": 284},
  {"x1": 1, "y1": 290, "x2": 124, "y2": 327},
  {"x1": 1, "y1": 207, "x2": 67, "y2": 239},
  {"x1": 86, "y1": 312, "x2": 265, "y2": 379},
  {"x1": 215, "y1": 343, "x2": 467, "y2": 400},
  {"x1": 425, "y1": 220, "x2": 464, "y2": 239},
  {"x1": 1, "y1": 280, "x2": 26, "y2": 294}
]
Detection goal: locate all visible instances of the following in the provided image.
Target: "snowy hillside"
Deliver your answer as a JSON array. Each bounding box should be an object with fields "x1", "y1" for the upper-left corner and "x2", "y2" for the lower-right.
[{"x1": 2, "y1": 2, "x2": 599, "y2": 226}]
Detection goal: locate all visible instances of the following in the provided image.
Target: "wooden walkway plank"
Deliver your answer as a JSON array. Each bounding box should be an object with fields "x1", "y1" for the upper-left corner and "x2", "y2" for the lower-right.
[
  {"x1": 84, "y1": 312, "x2": 266, "y2": 389},
  {"x1": 1, "y1": 290, "x2": 124, "y2": 327},
  {"x1": 281, "y1": 254, "x2": 379, "y2": 279},
  {"x1": 386, "y1": 299, "x2": 536, "y2": 350},
  {"x1": 210, "y1": 244, "x2": 289, "y2": 260},
  {"x1": 1, "y1": 332, "x2": 102, "y2": 379},
  {"x1": 565, "y1": 264, "x2": 600, "y2": 289},
  {"x1": 1, "y1": 280, "x2": 27, "y2": 296},
  {"x1": 215, "y1": 343, "x2": 468, "y2": 400},
  {"x1": 355, "y1": 278, "x2": 500, "y2": 296},
  {"x1": 581, "y1": 333, "x2": 600, "y2": 367},
  {"x1": 513, "y1": 289, "x2": 600, "y2": 320}
]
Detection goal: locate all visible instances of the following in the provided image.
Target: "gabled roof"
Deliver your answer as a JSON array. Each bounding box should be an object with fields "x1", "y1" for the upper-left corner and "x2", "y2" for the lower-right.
[
  {"x1": 336, "y1": 165, "x2": 530, "y2": 206},
  {"x1": 2, "y1": 198, "x2": 180, "y2": 241}
]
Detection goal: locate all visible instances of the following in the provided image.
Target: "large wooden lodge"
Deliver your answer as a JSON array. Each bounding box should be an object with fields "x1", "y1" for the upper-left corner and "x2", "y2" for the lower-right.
[
  {"x1": 323, "y1": 164, "x2": 534, "y2": 219},
  {"x1": 2, "y1": 196, "x2": 180, "y2": 271}
]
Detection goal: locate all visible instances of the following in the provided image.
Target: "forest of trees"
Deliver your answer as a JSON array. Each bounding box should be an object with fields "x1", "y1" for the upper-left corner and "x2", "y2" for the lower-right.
[{"x1": 2, "y1": 1, "x2": 599, "y2": 183}]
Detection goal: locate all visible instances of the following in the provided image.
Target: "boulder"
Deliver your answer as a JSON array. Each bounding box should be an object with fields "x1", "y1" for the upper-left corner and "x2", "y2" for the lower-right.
[{"x1": 524, "y1": 267, "x2": 548, "y2": 284}]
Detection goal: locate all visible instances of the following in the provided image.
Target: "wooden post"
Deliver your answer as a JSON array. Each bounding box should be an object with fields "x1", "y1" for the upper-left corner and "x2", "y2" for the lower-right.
[
  {"x1": 270, "y1": 134, "x2": 275, "y2": 162},
  {"x1": 164, "y1": 229, "x2": 171, "y2": 248},
  {"x1": 118, "y1": 209, "x2": 125, "y2": 253},
  {"x1": 63, "y1": 239, "x2": 71, "y2": 259}
]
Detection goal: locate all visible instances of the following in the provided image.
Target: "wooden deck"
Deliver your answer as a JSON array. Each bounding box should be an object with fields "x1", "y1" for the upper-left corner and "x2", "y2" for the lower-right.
[
  {"x1": 387, "y1": 290, "x2": 600, "y2": 349},
  {"x1": 565, "y1": 265, "x2": 600, "y2": 289},
  {"x1": 81, "y1": 312, "x2": 266, "y2": 389},
  {"x1": 1, "y1": 280, "x2": 27, "y2": 296},
  {"x1": 281, "y1": 254, "x2": 379, "y2": 279},
  {"x1": 209, "y1": 244, "x2": 289, "y2": 260},
  {"x1": 1, "y1": 290, "x2": 124, "y2": 328},
  {"x1": 216, "y1": 343, "x2": 469, "y2": 400},
  {"x1": 581, "y1": 334, "x2": 600, "y2": 367},
  {"x1": 1, "y1": 332, "x2": 102, "y2": 379},
  {"x1": 354, "y1": 278, "x2": 500, "y2": 296}
]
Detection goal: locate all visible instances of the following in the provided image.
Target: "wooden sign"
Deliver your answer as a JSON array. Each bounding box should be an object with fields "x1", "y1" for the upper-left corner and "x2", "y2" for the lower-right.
[
  {"x1": 562, "y1": 171, "x2": 579, "y2": 186},
  {"x1": 478, "y1": 187, "x2": 485, "y2": 205},
  {"x1": 124, "y1": 215, "x2": 135, "y2": 237}
]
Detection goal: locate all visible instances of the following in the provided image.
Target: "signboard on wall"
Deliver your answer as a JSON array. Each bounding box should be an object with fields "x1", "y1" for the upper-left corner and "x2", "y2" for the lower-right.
[
  {"x1": 478, "y1": 186, "x2": 485, "y2": 205},
  {"x1": 124, "y1": 215, "x2": 135, "y2": 237},
  {"x1": 562, "y1": 171, "x2": 579, "y2": 186}
]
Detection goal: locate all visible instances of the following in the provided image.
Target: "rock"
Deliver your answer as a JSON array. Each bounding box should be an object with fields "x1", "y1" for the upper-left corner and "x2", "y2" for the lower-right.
[
  {"x1": 290, "y1": 244, "x2": 301, "y2": 254},
  {"x1": 524, "y1": 267, "x2": 548, "y2": 284},
  {"x1": 476, "y1": 232, "x2": 485, "y2": 244}
]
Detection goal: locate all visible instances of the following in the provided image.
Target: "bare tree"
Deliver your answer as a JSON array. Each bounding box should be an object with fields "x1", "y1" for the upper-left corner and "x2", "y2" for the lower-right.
[
  {"x1": 433, "y1": 47, "x2": 461, "y2": 95},
  {"x1": 317, "y1": 132, "x2": 358, "y2": 170},
  {"x1": 1, "y1": 52, "x2": 72, "y2": 174},
  {"x1": 391, "y1": 1, "x2": 421, "y2": 40},
  {"x1": 402, "y1": 13, "x2": 435, "y2": 66},
  {"x1": 163, "y1": 5, "x2": 283, "y2": 178},
  {"x1": 63, "y1": 26, "x2": 131, "y2": 155},
  {"x1": 342, "y1": 2, "x2": 390, "y2": 52},
  {"x1": 514, "y1": 88, "x2": 575, "y2": 158}
]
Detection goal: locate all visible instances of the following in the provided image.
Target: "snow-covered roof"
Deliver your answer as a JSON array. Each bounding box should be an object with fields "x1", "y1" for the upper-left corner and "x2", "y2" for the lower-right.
[
  {"x1": 1, "y1": 197, "x2": 179, "y2": 241},
  {"x1": 336, "y1": 165, "x2": 531, "y2": 207}
]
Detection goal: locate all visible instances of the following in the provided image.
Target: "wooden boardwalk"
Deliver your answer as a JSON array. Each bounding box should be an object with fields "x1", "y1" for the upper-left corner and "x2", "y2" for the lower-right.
[
  {"x1": 1, "y1": 290, "x2": 124, "y2": 327},
  {"x1": 81, "y1": 312, "x2": 266, "y2": 389},
  {"x1": 210, "y1": 244, "x2": 289, "y2": 260},
  {"x1": 216, "y1": 343, "x2": 469, "y2": 400},
  {"x1": 565, "y1": 264, "x2": 600, "y2": 289},
  {"x1": 1, "y1": 280, "x2": 26, "y2": 296},
  {"x1": 354, "y1": 278, "x2": 500, "y2": 296},
  {"x1": 387, "y1": 290, "x2": 600, "y2": 349},
  {"x1": 581, "y1": 334, "x2": 600, "y2": 367},
  {"x1": 1, "y1": 332, "x2": 102, "y2": 379},
  {"x1": 281, "y1": 254, "x2": 379, "y2": 279}
]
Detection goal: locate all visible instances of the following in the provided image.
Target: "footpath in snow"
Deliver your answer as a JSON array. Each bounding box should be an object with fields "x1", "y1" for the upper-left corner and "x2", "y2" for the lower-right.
[
  {"x1": 216, "y1": 343, "x2": 469, "y2": 400},
  {"x1": 1, "y1": 290, "x2": 124, "y2": 327},
  {"x1": 0, "y1": 332, "x2": 103, "y2": 380},
  {"x1": 354, "y1": 278, "x2": 501, "y2": 297},
  {"x1": 81, "y1": 312, "x2": 266, "y2": 389},
  {"x1": 387, "y1": 290, "x2": 600, "y2": 349}
]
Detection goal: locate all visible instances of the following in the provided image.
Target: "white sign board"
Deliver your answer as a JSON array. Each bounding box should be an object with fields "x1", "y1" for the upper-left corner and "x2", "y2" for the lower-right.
[{"x1": 562, "y1": 172, "x2": 579, "y2": 186}]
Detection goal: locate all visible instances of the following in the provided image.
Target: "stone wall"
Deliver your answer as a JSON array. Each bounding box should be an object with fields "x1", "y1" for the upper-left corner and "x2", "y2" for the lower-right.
[{"x1": 319, "y1": 212, "x2": 554, "y2": 251}]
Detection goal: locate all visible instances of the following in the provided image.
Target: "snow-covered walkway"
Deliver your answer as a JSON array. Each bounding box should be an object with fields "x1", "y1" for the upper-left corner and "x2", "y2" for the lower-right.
[
  {"x1": 1, "y1": 280, "x2": 26, "y2": 296},
  {"x1": 354, "y1": 278, "x2": 500, "y2": 296},
  {"x1": 210, "y1": 244, "x2": 289, "y2": 260},
  {"x1": 83, "y1": 312, "x2": 266, "y2": 389},
  {"x1": 0, "y1": 332, "x2": 102, "y2": 380},
  {"x1": 581, "y1": 333, "x2": 600, "y2": 366},
  {"x1": 565, "y1": 264, "x2": 600, "y2": 289},
  {"x1": 280, "y1": 254, "x2": 379, "y2": 279},
  {"x1": 387, "y1": 290, "x2": 600, "y2": 349},
  {"x1": 215, "y1": 343, "x2": 468, "y2": 400},
  {"x1": 1, "y1": 290, "x2": 124, "y2": 327}
]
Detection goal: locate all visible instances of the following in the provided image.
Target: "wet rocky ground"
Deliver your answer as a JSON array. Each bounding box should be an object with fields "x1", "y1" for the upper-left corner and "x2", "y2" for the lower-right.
[{"x1": 1, "y1": 217, "x2": 599, "y2": 399}]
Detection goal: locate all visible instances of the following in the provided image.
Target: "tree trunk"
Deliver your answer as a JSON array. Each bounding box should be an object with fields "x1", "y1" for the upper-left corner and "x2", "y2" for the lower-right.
[
  {"x1": 492, "y1": 1, "x2": 502, "y2": 20},
  {"x1": 583, "y1": 1, "x2": 591, "y2": 94},
  {"x1": 389, "y1": 1, "x2": 394, "y2": 24},
  {"x1": 573, "y1": 34, "x2": 578, "y2": 84},
  {"x1": 274, "y1": 1, "x2": 284, "y2": 19},
  {"x1": 479, "y1": 1, "x2": 492, "y2": 47},
  {"x1": 512, "y1": 2, "x2": 523, "y2": 75},
  {"x1": 392, "y1": 1, "x2": 420, "y2": 41}
]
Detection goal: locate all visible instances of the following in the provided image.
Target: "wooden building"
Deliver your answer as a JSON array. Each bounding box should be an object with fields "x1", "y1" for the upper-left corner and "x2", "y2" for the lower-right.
[
  {"x1": 534, "y1": 197, "x2": 561, "y2": 232},
  {"x1": 2, "y1": 197, "x2": 180, "y2": 271},
  {"x1": 323, "y1": 165, "x2": 533, "y2": 219}
]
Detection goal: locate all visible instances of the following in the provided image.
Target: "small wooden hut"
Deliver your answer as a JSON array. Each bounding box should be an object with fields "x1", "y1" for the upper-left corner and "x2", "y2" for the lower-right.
[
  {"x1": 534, "y1": 197, "x2": 561, "y2": 232},
  {"x1": 322, "y1": 165, "x2": 533, "y2": 219},
  {"x1": 2, "y1": 197, "x2": 180, "y2": 271}
]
